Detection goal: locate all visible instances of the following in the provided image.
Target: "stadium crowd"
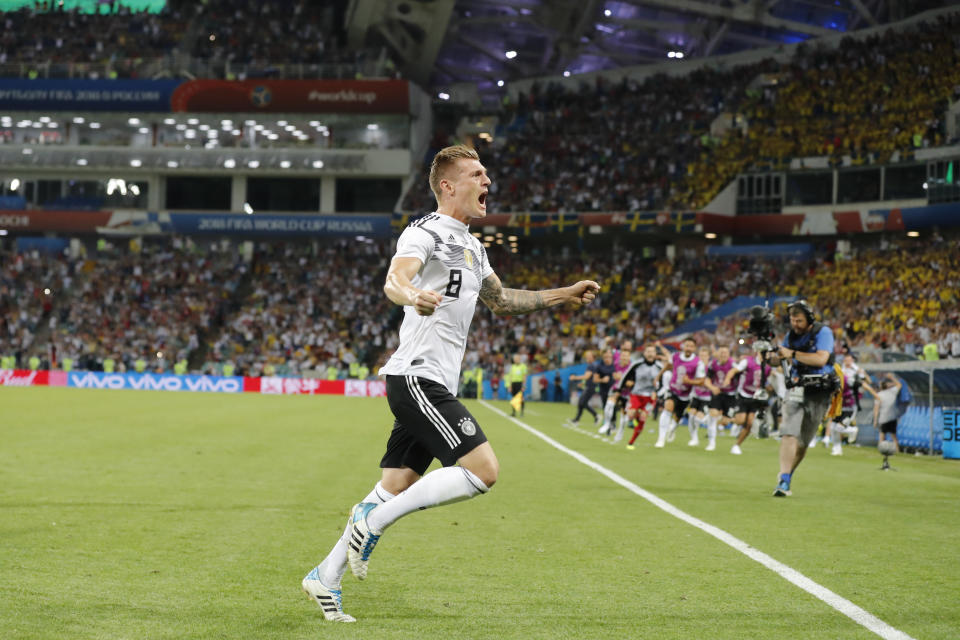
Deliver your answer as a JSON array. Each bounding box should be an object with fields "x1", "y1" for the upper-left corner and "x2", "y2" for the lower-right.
[
  {"x1": 202, "y1": 240, "x2": 395, "y2": 378},
  {"x1": 404, "y1": 12, "x2": 960, "y2": 214},
  {"x1": 0, "y1": 0, "x2": 374, "y2": 78},
  {"x1": 680, "y1": 12, "x2": 960, "y2": 208},
  {"x1": 0, "y1": 2, "x2": 189, "y2": 76},
  {"x1": 3, "y1": 233, "x2": 958, "y2": 380},
  {"x1": 189, "y1": 0, "x2": 356, "y2": 70}
]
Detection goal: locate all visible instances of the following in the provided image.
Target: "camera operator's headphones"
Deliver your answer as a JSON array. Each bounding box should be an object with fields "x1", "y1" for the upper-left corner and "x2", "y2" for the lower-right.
[{"x1": 788, "y1": 299, "x2": 815, "y2": 324}]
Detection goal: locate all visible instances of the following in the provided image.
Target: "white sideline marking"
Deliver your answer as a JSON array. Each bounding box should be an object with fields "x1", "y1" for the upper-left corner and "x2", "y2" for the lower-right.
[{"x1": 479, "y1": 400, "x2": 916, "y2": 640}]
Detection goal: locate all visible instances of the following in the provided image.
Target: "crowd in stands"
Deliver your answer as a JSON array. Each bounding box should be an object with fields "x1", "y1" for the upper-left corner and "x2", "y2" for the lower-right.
[
  {"x1": 1, "y1": 238, "x2": 245, "y2": 374},
  {"x1": 404, "y1": 11, "x2": 960, "y2": 214},
  {"x1": 0, "y1": 0, "x2": 376, "y2": 78},
  {"x1": 3, "y1": 233, "x2": 959, "y2": 382},
  {"x1": 202, "y1": 240, "x2": 395, "y2": 378},
  {"x1": 679, "y1": 12, "x2": 960, "y2": 209},
  {"x1": 0, "y1": 2, "x2": 189, "y2": 76},
  {"x1": 189, "y1": 0, "x2": 357, "y2": 70},
  {"x1": 0, "y1": 249, "x2": 60, "y2": 369}
]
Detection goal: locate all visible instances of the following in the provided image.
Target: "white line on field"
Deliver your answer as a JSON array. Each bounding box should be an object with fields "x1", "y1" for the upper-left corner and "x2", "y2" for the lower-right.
[{"x1": 479, "y1": 400, "x2": 916, "y2": 640}]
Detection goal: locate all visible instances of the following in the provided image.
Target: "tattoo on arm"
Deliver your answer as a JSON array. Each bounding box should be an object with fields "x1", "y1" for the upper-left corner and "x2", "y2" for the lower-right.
[{"x1": 479, "y1": 274, "x2": 547, "y2": 316}]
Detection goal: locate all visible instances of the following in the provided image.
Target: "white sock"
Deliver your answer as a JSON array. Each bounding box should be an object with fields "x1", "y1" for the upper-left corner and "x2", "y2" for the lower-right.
[
  {"x1": 657, "y1": 411, "x2": 674, "y2": 443},
  {"x1": 318, "y1": 481, "x2": 395, "y2": 587},
  {"x1": 366, "y1": 466, "x2": 488, "y2": 532},
  {"x1": 831, "y1": 426, "x2": 844, "y2": 446},
  {"x1": 612, "y1": 412, "x2": 630, "y2": 441},
  {"x1": 707, "y1": 415, "x2": 718, "y2": 442},
  {"x1": 602, "y1": 399, "x2": 616, "y2": 430},
  {"x1": 688, "y1": 416, "x2": 699, "y2": 439}
]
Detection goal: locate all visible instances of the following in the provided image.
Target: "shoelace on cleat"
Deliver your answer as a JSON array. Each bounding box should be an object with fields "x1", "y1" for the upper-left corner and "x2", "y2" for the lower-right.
[{"x1": 361, "y1": 534, "x2": 380, "y2": 560}]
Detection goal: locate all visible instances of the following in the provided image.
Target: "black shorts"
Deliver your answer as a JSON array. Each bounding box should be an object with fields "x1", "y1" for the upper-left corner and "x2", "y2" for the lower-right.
[
  {"x1": 880, "y1": 420, "x2": 898, "y2": 434},
  {"x1": 667, "y1": 393, "x2": 690, "y2": 418},
  {"x1": 709, "y1": 394, "x2": 738, "y2": 417},
  {"x1": 510, "y1": 381, "x2": 523, "y2": 396},
  {"x1": 382, "y1": 375, "x2": 488, "y2": 475},
  {"x1": 688, "y1": 397, "x2": 710, "y2": 413},
  {"x1": 736, "y1": 397, "x2": 767, "y2": 415},
  {"x1": 837, "y1": 409, "x2": 855, "y2": 425}
]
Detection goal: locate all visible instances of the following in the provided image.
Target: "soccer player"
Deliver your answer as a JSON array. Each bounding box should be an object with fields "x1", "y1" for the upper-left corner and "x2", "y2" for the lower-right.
[
  {"x1": 598, "y1": 344, "x2": 633, "y2": 437},
  {"x1": 685, "y1": 346, "x2": 714, "y2": 447},
  {"x1": 725, "y1": 349, "x2": 785, "y2": 455},
  {"x1": 302, "y1": 145, "x2": 599, "y2": 622},
  {"x1": 624, "y1": 344, "x2": 664, "y2": 450},
  {"x1": 654, "y1": 338, "x2": 705, "y2": 448},
  {"x1": 828, "y1": 353, "x2": 877, "y2": 455},
  {"x1": 704, "y1": 345, "x2": 738, "y2": 451}
]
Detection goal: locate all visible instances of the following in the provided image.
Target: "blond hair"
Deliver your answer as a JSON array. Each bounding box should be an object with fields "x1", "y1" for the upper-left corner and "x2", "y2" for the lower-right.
[{"x1": 429, "y1": 144, "x2": 479, "y2": 202}]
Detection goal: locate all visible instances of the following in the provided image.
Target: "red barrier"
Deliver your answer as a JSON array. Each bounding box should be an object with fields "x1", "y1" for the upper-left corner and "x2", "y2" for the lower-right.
[
  {"x1": 0, "y1": 210, "x2": 113, "y2": 232},
  {"x1": 0, "y1": 369, "x2": 48, "y2": 386}
]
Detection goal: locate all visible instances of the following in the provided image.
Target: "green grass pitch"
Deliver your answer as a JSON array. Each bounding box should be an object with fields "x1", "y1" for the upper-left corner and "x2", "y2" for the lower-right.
[{"x1": 1, "y1": 387, "x2": 958, "y2": 639}]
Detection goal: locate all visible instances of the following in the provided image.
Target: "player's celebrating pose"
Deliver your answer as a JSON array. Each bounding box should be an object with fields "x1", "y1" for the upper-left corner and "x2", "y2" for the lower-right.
[
  {"x1": 704, "y1": 345, "x2": 738, "y2": 451},
  {"x1": 301, "y1": 145, "x2": 600, "y2": 622},
  {"x1": 599, "y1": 343, "x2": 634, "y2": 438},
  {"x1": 725, "y1": 350, "x2": 785, "y2": 455},
  {"x1": 654, "y1": 338, "x2": 705, "y2": 448},
  {"x1": 685, "y1": 346, "x2": 714, "y2": 447},
  {"x1": 624, "y1": 344, "x2": 664, "y2": 449}
]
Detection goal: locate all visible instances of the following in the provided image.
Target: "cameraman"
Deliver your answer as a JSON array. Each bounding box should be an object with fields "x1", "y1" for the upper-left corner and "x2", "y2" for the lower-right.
[{"x1": 774, "y1": 300, "x2": 836, "y2": 497}]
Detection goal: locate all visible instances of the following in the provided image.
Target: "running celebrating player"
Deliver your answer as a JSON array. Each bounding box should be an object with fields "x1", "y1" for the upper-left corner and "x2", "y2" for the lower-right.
[
  {"x1": 302, "y1": 145, "x2": 599, "y2": 622},
  {"x1": 828, "y1": 353, "x2": 877, "y2": 455},
  {"x1": 685, "y1": 346, "x2": 714, "y2": 447},
  {"x1": 598, "y1": 342, "x2": 634, "y2": 438},
  {"x1": 654, "y1": 338, "x2": 706, "y2": 448},
  {"x1": 725, "y1": 349, "x2": 785, "y2": 455},
  {"x1": 624, "y1": 344, "x2": 664, "y2": 450},
  {"x1": 704, "y1": 345, "x2": 738, "y2": 451}
]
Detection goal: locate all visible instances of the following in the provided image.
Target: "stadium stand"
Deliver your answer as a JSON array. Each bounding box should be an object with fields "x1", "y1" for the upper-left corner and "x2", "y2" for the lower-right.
[
  {"x1": 402, "y1": 12, "x2": 960, "y2": 214},
  {"x1": 203, "y1": 240, "x2": 394, "y2": 378},
  {"x1": 0, "y1": 3, "x2": 189, "y2": 77},
  {"x1": 680, "y1": 12, "x2": 960, "y2": 208},
  {"x1": 189, "y1": 0, "x2": 351, "y2": 69},
  {"x1": 3, "y1": 233, "x2": 958, "y2": 377}
]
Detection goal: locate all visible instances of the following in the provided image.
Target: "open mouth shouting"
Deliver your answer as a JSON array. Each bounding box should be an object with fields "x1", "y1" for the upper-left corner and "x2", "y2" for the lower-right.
[{"x1": 478, "y1": 191, "x2": 487, "y2": 212}]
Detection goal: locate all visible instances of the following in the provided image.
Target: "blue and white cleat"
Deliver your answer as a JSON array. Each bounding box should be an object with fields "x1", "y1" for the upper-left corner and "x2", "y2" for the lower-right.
[
  {"x1": 301, "y1": 568, "x2": 355, "y2": 622},
  {"x1": 773, "y1": 477, "x2": 792, "y2": 497},
  {"x1": 346, "y1": 502, "x2": 382, "y2": 580}
]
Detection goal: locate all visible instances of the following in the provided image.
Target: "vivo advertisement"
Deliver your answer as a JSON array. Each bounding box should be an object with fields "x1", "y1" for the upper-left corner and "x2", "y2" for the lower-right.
[
  {"x1": 66, "y1": 371, "x2": 246, "y2": 393},
  {"x1": 0, "y1": 369, "x2": 387, "y2": 399}
]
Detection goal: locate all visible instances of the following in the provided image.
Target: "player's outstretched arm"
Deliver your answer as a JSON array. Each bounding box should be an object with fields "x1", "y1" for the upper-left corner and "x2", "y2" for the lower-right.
[
  {"x1": 383, "y1": 256, "x2": 442, "y2": 316},
  {"x1": 478, "y1": 273, "x2": 599, "y2": 316}
]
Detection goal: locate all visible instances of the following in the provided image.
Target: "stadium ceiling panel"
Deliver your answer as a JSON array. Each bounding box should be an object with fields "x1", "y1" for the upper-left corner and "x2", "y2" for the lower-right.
[{"x1": 347, "y1": 0, "x2": 955, "y2": 92}]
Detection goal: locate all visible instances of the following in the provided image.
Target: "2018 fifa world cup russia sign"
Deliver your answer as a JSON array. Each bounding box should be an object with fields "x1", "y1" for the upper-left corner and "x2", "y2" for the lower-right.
[{"x1": 0, "y1": 79, "x2": 410, "y2": 114}]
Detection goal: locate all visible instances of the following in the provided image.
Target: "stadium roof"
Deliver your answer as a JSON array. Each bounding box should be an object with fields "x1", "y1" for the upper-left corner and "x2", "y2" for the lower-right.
[{"x1": 347, "y1": 0, "x2": 955, "y2": 91}]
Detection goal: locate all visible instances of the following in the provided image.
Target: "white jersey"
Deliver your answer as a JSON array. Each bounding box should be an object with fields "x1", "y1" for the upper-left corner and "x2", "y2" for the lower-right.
[{"x1": 379, "y1": 213, "x2": 494, "y2": 394}]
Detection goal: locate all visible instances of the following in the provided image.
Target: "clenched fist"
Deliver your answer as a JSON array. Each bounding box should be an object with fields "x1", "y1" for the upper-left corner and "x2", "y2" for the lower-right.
[
  {"x1": 568, "y1": 280, "x2": 600, "y2": 307},
  {"x1": 413, "y1": 289, "x2": 443, "y2": 316}
]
